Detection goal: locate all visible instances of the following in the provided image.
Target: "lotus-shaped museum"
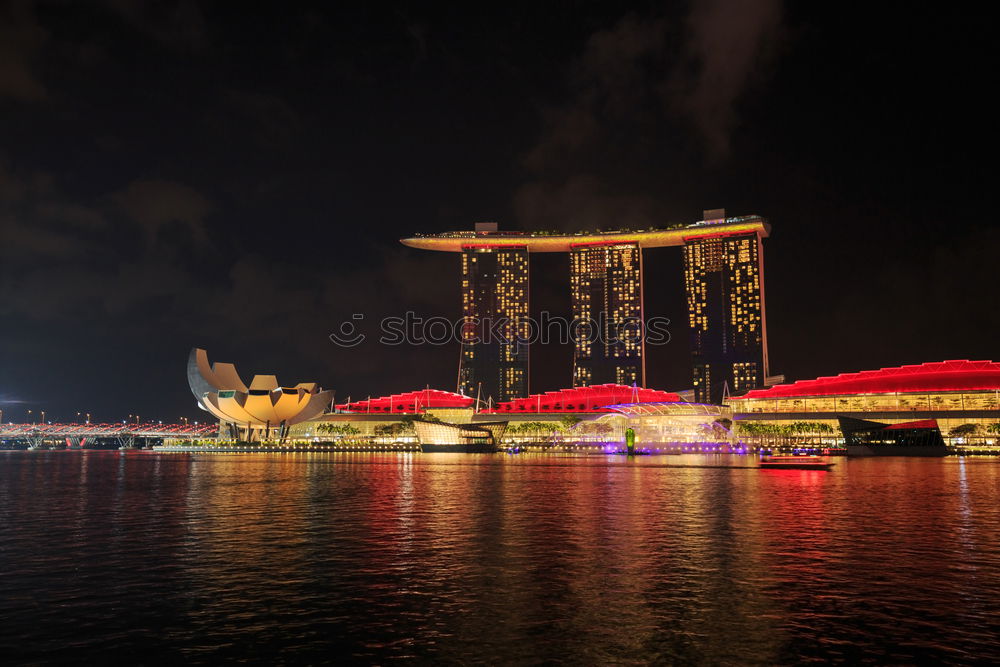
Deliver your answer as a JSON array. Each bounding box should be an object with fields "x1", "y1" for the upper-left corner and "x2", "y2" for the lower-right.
[{"x1": 187, "y1": 348, "x2": 332, "y2": 441}]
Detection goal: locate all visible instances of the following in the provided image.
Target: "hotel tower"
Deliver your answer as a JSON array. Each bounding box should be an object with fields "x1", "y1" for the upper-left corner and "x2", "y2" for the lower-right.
[
  {"x1": 570, "y1": 243, "x2": 644, "y2": 387},
  {"x1": 457, "y1": 228, "x2": 530, "y2": 404},
  {"x1": 682, "y1": 210, "x2": 769, "y2": 403},
  {"x1": 402, "y1": 210, "x2": 770, "y2": 405}
]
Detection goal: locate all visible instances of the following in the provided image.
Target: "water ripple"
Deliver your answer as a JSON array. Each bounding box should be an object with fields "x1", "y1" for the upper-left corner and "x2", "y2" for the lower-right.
[{"x1": 1, "y1": 451, "x2": 999, "y2": 663}]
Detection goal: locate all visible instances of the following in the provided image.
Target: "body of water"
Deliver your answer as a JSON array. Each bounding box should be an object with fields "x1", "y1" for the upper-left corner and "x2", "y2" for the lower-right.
[{"x1": 2, "y1": 451, "x2": 999, "y2": 664}]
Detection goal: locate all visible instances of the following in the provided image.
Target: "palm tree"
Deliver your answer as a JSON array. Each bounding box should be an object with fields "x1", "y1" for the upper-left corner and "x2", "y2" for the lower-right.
[
  {"x1": 815, "y1": 422, "x2": 836, "y2": 445},
  {"x1": 319, "y1": 423, "x2": 361, "y2": 440},
  {"x1": 523, "y1": 421, "x2": 555, "y2": 443},
  {"x1": 949, "y1": 423, "x2": 982, "y2": 442},
  {"x1": 514, "y1": 422, "x2": 532, "y2": 444},
  {"x1": 560, "y1": 414, "x2": 582, "y2": 430},
  {"x1": 539, "y1": 422, "x2": 559, "y2": 443},
  {"x1": 527, "y1": 422, "x2": 540, "y2": 441},
  {"x1": 736, "y1": 422, "x2": 761, "y2": 443},
  {"x1": 551, "y1": 415, "x2": 580, "y2": 444},
  {"x1": 506, "y1": 422, "x2": 524, "y2": 443}
]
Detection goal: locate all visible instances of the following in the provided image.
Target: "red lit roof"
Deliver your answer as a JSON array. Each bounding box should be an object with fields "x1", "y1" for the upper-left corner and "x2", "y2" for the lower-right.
[
  {"x1": 484, "y1": 384, "x2": 682, "y2": 413},
  {"x1": 336, "y1": 389, "x2": 473, "y2": 414},
  {"x1": 885, "y1": 419, "x2": 939, "y2": 430},
  {"x1": 734, "y1": 360, "x2": 1000, "y2": 399}
]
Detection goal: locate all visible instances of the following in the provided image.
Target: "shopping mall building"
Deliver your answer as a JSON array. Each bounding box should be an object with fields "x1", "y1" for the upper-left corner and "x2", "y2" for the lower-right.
[
  {"x1": 729, "y1": 360, "x2": 1000, "y2": 442},
  {"x1": 291, "y1": 384, "x2": 734, "y2": 446}
]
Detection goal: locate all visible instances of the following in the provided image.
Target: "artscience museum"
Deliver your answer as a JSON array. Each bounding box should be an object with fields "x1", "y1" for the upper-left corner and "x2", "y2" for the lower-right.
[{"x1": 187, "y1": 348, "x2": 333, "y2": 441}]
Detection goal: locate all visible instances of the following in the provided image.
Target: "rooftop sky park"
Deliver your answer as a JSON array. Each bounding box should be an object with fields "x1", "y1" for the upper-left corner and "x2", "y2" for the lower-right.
[{"x1": 400, "y1": 213, "x2": 770, "y2": 253}]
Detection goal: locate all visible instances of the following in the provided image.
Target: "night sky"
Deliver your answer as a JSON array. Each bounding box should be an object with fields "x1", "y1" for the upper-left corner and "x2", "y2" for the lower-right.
[{"x1": 1, "y1": 1, "x2": 995, "y2": 422}]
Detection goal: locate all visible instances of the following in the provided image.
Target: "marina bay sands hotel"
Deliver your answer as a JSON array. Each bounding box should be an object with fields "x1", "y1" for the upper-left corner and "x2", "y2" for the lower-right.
[{"x1": 401, "y1": 209, "x2": 770, "y2": 405}]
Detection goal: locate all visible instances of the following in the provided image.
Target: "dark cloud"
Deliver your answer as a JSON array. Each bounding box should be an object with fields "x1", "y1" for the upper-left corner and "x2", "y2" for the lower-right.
[
  {"x1": 110, "y1": 179, "x2": 212, "y2": 246},
  {"x1": 218, "y1": 89, "x2": 301, "y2": 150},
  {"x1": 0, "y1": 155, "x2": 54, "y2": 201},
  {"x1": 514, "y1": 12, "x2": 672, "y2": 230},
  {"x1": 796, "y1": 225, "x2": 1000, "y2": 382},
  {"x1": 0, "y1": 0, "x2": 48, "y2": 101},
  {"x1": 521, "y1": 13, "x2": 669, "y2": 179},
  {"x1": 513, "y1": 175, "x2": 662, "y2": 232},
  {"x1": 405, "y1": 21, "x2": 428, "y2": 68},
  {"x1": 0, "y1": 0, "x2": 208, "y2": 105},
  {"x1": 102, "y1": 0, "x2": 208, "y2": 53},
  {"x1": 34, "y1": 201, "x2": 107, "y2": 231},
  {"x1": 1, "y1": 150, "x2": 461, "y2": 404},
  {"x1": 0, "y1": 158, "x2": 99, "y2": 273},
  {"x1": 515, "y1": 1, "x2": 783, "y2": 228},
  {"x1": 672, "y1": 0, "x2": 783, "y2": 158},
  {"x1": 0, "y1": 169, "x2": 211, "y2": 323}
]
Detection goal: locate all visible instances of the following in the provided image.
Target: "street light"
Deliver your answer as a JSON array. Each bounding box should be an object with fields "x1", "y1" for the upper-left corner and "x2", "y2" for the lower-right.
[{"x1": 27, "y1": 409, "x2": 33, "y2": 424}]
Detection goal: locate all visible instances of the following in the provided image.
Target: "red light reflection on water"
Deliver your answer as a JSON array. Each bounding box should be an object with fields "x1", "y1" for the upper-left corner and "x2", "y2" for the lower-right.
[{"x1": 3, "y1": 452, "x2": 1000, "y2": 663}]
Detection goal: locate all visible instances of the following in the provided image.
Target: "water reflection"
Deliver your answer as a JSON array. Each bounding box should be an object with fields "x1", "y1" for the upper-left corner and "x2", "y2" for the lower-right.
[{"x1": 1, "y1": 451, "x2": 999, "y2": 663}]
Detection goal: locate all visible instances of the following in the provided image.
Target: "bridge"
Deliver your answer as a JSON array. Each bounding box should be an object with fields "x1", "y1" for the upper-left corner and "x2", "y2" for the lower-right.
[{"x1": 0, "y1": 422, "x2": 218, "y2": 449}]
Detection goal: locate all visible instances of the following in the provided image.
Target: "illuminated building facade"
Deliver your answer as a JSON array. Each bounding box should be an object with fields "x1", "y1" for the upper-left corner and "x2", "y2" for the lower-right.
[
  {"x1": 570, "y1": 243, "x2": 644, "y2": 387},
  {"x1": 187, "y1": 348, "x2": 332, "y2": 442},
  {"x1": 595, "y1": 402, "x2": 735, "y2": 446},
  {"x1": 683, "y1": 225, "x2": 768, "y2": 403},
  {"x1": 458, "y1": 245, "x2": 529, "y2": 404},
  {"x1": 730, "y1": 360, "x2": 1000, "y2": 447},
  {"x1": 294, "y1": 383, "x2": 686, "y2": 439},
  {"x1": 402, "y1": 212, "x2": 770, "y2": 401},
  {"x1": 487, "y1": 384, "x2": 680, "y2": 413}
]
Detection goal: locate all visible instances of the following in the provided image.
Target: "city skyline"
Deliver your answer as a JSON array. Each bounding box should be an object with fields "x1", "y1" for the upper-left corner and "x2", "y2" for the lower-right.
[
  {"x1": 3, "y1": 4, "x2": 999, "y2": 665},
  {"x1": 1, "y1": 3, "x2": 995, "y2": 420}
]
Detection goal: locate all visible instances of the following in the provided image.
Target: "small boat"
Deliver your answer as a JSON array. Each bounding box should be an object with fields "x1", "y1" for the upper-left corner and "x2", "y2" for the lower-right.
[{"x1": 759, "y1": 455, "x2": 833, "y2": 471}]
